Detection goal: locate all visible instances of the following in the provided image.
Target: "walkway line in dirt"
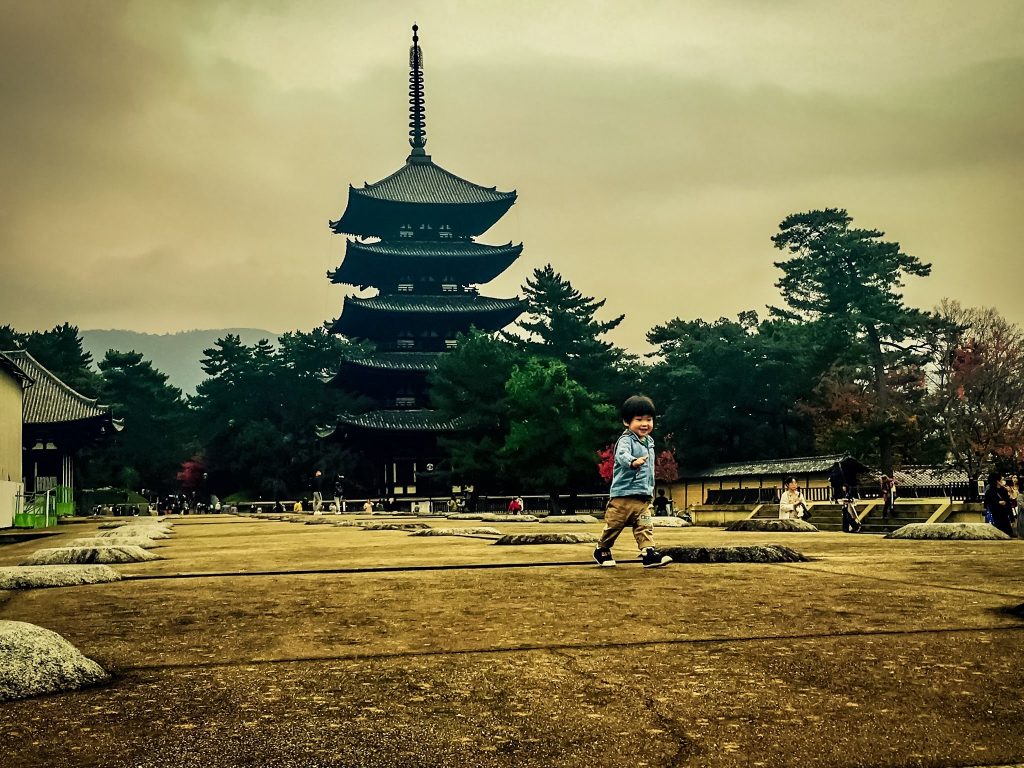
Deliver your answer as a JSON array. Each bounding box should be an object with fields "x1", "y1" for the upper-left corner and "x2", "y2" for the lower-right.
[
  {"x1": 778, "y1": 562, "x2": 1024, "y2": 601},
  {"x1": 116, "y1": 623, "x2": 1024, "y2": 673}
]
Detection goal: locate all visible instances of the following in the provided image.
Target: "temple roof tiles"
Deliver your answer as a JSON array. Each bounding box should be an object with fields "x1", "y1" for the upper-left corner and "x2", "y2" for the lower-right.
[
  {"x1": 345, "y1": 239, "x2": 522, "y2": 258},
  {"x1": 685, "y1": 454, "x2": 868, "y2": 479},
  {"x1": 2, "y1": 350, "x2": 118, "y2": 427},
  {"x1": 343, "y1": 294, "x2": 523, "y2": 314},
  {"x1": 340, "y1": 352, "x2": 442, "y2": 372},
  {"x1": 333, "y1": 409, "x2": 468, "y2": 432},
  {"x1": 351, "y1": 160, "x2": 515, "y2": 206}
]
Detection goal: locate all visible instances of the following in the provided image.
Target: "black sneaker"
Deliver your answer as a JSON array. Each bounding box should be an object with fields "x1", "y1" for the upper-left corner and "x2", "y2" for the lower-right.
[
  {"x1": 641, "y1": 548, "x2": 672, "y2": 568},
  {"x1": 593, "y1": 547, "x2": 616, "y2": 567}
]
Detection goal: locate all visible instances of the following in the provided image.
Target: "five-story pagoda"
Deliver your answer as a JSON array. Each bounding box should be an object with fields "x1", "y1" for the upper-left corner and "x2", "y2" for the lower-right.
[{"x1": 323, "y1": 25, "x2": 524, "y2": 498}]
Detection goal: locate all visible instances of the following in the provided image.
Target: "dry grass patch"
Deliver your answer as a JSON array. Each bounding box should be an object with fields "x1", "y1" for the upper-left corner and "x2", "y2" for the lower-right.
[
  {"x1": 540, "y1": 515, "x2": 598, "y2": 524},
  {"x1": 67, "y1": 537, "x2": 163, "y2": 549}
]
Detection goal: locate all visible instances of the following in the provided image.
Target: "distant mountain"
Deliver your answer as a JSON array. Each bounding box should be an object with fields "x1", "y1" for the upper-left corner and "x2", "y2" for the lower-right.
[{"x1": 80, "y1": 329, "x2": 281, "y2": 395}]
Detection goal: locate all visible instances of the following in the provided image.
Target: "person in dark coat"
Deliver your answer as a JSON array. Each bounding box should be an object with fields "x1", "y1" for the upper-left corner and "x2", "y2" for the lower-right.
[
  {"x1": 984, "y1": 472, "x2": 1015, "y2": 537},
  {"x1": 829, "y1": 462, "x2": 847, "y2": 502}
]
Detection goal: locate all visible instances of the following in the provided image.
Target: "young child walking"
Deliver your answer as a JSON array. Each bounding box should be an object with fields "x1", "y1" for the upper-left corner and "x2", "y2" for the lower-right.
[{"x1": 594, "y1": 395, "x2": 673, "y2": 568}]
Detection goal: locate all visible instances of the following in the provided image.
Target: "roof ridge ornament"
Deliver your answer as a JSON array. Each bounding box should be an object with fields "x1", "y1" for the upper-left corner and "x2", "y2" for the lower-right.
[{"x1": 407, "y1": 24, "x2": 430, "y2": 163}]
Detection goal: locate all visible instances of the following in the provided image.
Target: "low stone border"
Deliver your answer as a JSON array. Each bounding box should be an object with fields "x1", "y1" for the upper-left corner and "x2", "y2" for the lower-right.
[
  {"x1": 0, "y1": 621, "x2": 109, "y2": 702},
  {"x1": 725, "y1": 519, "x2": 819, "y2": 533},
  {"x1": 886, "y1": 523, "x2": 1011, "y2": 540},
  {"x1": 661, "y1": 545, "x2": 809, "y2": 563},
  {"x1": 494, "y1": 532, "x2": 599, "y2": 545},
  {"x1": 539, "y1": 515, "x2": 598, "y2": 524},
  {"x1": 410, "y1": 527, "x2": 502, "y2": 537},
  {"x1": 0, "y1": 565, "x2": 122, "y2": 590},
  {"x1": 21, "y1": 546, "x2": 163, "y2": 566}
]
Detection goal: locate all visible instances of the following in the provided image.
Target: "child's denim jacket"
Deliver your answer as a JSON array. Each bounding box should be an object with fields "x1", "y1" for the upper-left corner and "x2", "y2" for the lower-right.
[{"x1": 609, "y1": 429, "x2": 655, "y2": 499}]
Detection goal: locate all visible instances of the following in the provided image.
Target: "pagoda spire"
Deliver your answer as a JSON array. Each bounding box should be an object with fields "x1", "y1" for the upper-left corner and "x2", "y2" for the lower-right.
[{"x1": 408, "y1": 24, "x2": 429, "y2": 162}]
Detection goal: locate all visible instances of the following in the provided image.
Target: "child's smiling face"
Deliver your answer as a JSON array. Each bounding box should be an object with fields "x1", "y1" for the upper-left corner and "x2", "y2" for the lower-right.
[{"x1": 625, "y1": 414, "x2": 654, "y2": 440}]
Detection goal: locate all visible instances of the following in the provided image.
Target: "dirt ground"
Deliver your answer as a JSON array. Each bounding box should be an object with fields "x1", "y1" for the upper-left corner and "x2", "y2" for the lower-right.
[{"x1": 1, "y1": 514, "x2": 1023, "y2": 768}]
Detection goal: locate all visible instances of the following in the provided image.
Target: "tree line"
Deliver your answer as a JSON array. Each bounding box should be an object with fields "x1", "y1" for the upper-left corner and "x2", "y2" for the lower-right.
[{"x1": 5, "y1": 208, "x2": 1024, "y2": 500}]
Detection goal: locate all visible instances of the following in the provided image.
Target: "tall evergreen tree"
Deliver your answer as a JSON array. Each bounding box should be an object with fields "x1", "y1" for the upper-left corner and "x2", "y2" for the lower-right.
[
  {"x1": 509, "y1": 264, "x2": 638, "y2": 401},
  {"x1": 771, "y1": 208, "x2": 932, "y2": 471},
  {"x1": 80, "y1": 350, "x2": 193, "y2": 493}
]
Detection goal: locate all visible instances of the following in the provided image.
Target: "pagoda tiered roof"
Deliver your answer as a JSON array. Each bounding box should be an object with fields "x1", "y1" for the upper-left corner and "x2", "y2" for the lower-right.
[
  {"x1": 328, "y1": 294, "x2": 524, "y2": 337},
  {"x1": 330, "y1": 240, "x2": 523, "y2": 288},
  {"x1": 329, "y1": 158, "x2": 517, "y2": 238},
  {"x1": 325, "y1": 409, "x2": 468, "y2": 434},
  {"x1": 339, "y1": 351, "x2": 441, "y2": 373}
]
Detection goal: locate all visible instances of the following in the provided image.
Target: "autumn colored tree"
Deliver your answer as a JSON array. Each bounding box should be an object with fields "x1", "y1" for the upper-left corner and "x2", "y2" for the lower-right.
[{"x1": 929, "y1": 300, "x2": 1024, "y2": 494}]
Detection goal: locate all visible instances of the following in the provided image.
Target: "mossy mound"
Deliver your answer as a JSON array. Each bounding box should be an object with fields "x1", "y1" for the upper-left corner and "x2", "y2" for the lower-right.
[
  {"x1": 358, "y1": 520, "x2": 430, "y2": 532},
  {"x1": 0, "y1": 621, "x2": 109, "y2": 701},
  {"x1": 97, "y1": 527, "x2": 171, "y2": 540},
  {"x1": 886, "y1": 523, "x2": 1012, "y2": 540},
  {"x1": 725, "y1": 519, "x2": 819, "y2": 533},
  {"x1": 539, "y1": 515, "x2": 598, "y2": 524},
  {"x1": 446, "y1": 513, "x2": 540, "y2": 523},
  {"x1": 68, "y1": 537, "x2": 163, "y2": 550},
  {"x1": 21, "y1": 546, "x2": 163, "y2": 566},
  {"x1": 653, "y1": 517, "x2": 692, "y2": 527},
  {"x1": 494, "y1": 532, "x2": 599, "y2": 545},
  {"x1": 0, "y1": 565, "x2": 122, "y2": 590},
  {"x1": 410, "y1": 527, "x2": 503, "y2": 537},
  {"x1": 661, "y1": 545, "x2": 808, "y2": 563}
]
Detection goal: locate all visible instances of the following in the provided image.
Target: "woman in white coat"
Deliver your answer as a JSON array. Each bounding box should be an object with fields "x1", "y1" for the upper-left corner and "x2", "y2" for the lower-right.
[{"x1": 779, "y1": 477, "x2": 809, "y2": 520}]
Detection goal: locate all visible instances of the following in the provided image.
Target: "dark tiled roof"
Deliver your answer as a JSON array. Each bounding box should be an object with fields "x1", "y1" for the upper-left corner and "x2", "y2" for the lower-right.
[
  {"x1": 344, "y1": 239, "x2": 522, "y2": 259},
  {"x1": 687, "y1": 454, "x2": 867, "y2": 479},
  {"x1": 334, "y1": 409, "x2": 468, "y2": 432},
  {"x1": 0, "y1": 352, "x2": 33, "y2": 386},
  {"x1": 340, "y1": 352, "x2": 442, "y2": 372},
  {"x1": 2, "y1": 350, "x2": 113, "y2": 426},
  {"x1": 331, "y1": 240, "x2": 523, "y2": 288},
  {"x1": 890, "y1": 465, "x2": 969, "y2": 485},
  {"x1": 352, "y1": 160, "x2": 515, "y2": 205},
  {"x1": 343, "y1": 294, "x2": 523, "y2": 314}
]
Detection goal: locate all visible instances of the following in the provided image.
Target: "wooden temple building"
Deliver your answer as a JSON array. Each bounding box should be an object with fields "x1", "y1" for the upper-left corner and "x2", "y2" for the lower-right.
[
  {"x1": 1, "y1": 350, "x2": 119, "y2": 521},
  {"x1": 323, "y1": 25, "x2": 524, "y2": 497}
]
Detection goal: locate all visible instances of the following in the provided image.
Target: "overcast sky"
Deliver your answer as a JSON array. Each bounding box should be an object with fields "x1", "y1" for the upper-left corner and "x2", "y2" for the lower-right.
[{"x1": 2, "y1": 0, "x2": 1022, "y2": 355}]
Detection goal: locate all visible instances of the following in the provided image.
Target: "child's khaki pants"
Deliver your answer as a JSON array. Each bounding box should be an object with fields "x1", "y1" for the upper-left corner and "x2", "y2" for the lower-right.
[{"x1": 598, "y1": 496, "x2": 655, "y2": 551}]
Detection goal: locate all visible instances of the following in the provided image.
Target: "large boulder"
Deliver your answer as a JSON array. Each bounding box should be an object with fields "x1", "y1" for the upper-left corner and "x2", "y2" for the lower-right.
[
  {"x1": 21, "y1": 546, "x2": 163, "y2": 566},
  {"x1": 725, "y1": 519, "x2": 819, "y2": 533},
  {"x1": 0, "y1": 621, "x2": 109, "y2": 701},
  {"x1": 0, "y1": 565, "x2": 122, "y2": 590},
  {"x1": 886, "y1": 523, "x2": 1012, "y2": 540},
  {"x1": 494, "y1": 532, "x2": 599, "y2": 545},
  {"x1": 661, "y1": 545, "x2": 809, "y2": 563}
]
